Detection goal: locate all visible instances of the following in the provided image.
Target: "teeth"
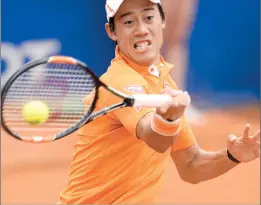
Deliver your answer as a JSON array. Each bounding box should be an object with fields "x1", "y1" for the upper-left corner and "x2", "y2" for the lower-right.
[{"x1": 135, "y1": 42, "x2": 150, "y2": 50}]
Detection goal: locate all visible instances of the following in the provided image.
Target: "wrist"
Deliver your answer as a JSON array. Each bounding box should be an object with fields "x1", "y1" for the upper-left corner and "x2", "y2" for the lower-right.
[
  {"x1": 227, "y1": 149, "x2": 241, "y2": 163},
  {"x1": 150, "y1": 112, "x2": 181, "y2": 136}
]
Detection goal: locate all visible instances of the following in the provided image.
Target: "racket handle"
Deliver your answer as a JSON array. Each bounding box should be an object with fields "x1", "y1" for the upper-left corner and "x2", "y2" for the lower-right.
[{"x1": 132, "y1": 94, "x2": 173, "y2": 107}]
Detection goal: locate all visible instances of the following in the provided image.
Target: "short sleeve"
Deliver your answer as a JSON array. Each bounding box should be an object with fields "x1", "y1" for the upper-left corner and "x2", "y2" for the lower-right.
[
  {"x1": 100, "y1": 74, "x2": 154, "y2": 138},
  {"x1": 171, "y1": 117, "x2": 196, "y2": 152}
]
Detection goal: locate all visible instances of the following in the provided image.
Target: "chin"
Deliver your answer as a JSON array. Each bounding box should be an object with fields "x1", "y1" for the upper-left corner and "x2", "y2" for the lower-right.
[
  {"x1": 136, "y1": 58, "x2": 154, "y2": 66},
  {"x1": 134, "y1": 54, "x2": 158, "y2": 66}
]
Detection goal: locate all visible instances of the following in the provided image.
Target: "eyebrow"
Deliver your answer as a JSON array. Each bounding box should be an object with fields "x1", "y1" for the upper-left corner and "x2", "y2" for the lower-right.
[{"x1": 119, "y1": 7, "x2": 155, "y2": 19}]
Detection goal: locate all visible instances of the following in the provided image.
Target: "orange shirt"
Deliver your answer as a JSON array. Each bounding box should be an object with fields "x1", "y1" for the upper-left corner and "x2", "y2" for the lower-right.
[{"x1": 58, "y1": 46, "x2": 196, "y2": 204}]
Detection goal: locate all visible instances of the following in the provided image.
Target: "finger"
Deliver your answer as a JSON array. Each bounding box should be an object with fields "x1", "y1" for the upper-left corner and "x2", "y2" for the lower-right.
[
  {"x1": 243, "y1": 124, "x2": 251, "y2": 139},
  {"x1": 160, "y1": 88, "x2": 183, "y2": 97},
  {"x1": 252, "y1": 129, "x2": 260, "y2": 140},
  {"x1": 167, "y1": 94, "x2": 190, "y2": 120},
  {"x1": 159, "y1": 91, "x2": 190, "y2": 121},
  {"x1": 156, "y1": 99, "x2": 173, "y2": 117},
  {"x1": 181, "y1": 92, "x2": 191, "y2": 106},
  {"x1": 160, "y1": 87, "x2": 176, "y2": 95},
  {"x1": 228, "y1": 134, "x2": 237, "y2": 144},
  {"x1": 170, "y1": 90, "x2": 183, "y2": 97},
  {"x1": 165, "y1": 101, "x2": 181, "y2": 120},
  {"x1": 160, "y1": 87, "x2": 171, "y2": 94}
]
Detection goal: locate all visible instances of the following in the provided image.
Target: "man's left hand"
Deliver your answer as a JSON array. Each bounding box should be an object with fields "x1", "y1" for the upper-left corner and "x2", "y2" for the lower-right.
[{"x1": 227, "y1": 124, "x2": 260, "y2": 163}]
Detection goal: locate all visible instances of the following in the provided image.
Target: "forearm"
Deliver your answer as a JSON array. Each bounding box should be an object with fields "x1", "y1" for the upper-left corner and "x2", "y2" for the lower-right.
[
  {"x1": 186, "y1": 148, "x2": 239, "y2": 184},
  {"x1": 136, "y1": 90, "x2": 190, "y2": 153},
  {"x1": 172, "y1": 125, "x2": 260, "y2": 184},
  {"x1": 136, "y1": 112, "x2": 178, "y2": 153}
]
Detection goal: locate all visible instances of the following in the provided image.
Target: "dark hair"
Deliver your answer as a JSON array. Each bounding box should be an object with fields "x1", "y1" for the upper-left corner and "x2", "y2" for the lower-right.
[{"x1": 109, "y1": 3, "x2": 165, "y2": 44}]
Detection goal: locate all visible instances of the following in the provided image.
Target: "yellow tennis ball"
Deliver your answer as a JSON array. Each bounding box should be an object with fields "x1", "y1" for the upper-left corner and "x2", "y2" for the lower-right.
[{"x1": 22, "y1": 100, "x2": 49, "y2": 125}]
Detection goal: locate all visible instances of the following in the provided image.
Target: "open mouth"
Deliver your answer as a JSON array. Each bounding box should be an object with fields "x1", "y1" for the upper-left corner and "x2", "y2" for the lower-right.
[{"x1": 134, "y1": 40, "x2": 152, "y2": 51}]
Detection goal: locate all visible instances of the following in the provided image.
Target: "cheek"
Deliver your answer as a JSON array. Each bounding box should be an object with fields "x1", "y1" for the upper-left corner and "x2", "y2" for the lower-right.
[
  {"x1": 154, "y1": 27, "x2": 164, "y2": 45},
  {"x1": 117, "y1": 31, "x2": 132, "y2": 48}
]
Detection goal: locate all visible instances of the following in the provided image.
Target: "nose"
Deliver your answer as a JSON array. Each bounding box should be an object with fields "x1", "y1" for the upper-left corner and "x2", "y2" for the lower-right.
[{"x1": 134, "y1": 21, "x2": 148, "y2": 37}]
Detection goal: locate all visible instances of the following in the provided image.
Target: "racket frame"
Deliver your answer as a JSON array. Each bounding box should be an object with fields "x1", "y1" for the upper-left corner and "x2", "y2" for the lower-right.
[{"x1": 1, "y1": 56, "x2": 135, "y2": 143}]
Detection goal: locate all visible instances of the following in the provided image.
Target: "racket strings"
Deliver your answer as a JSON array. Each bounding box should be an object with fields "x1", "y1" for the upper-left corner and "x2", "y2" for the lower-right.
[{"x1": 2, "y1": 62, "x2": 97, "y2": 139}]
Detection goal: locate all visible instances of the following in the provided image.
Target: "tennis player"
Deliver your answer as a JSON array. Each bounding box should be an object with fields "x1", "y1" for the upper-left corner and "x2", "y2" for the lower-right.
[{"x1": 58, "y1": 0, "x2": 260, "y2": 204}]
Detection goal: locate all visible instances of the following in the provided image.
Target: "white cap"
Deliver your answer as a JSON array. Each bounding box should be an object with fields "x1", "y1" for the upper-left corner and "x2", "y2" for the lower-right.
[{"x1": 105, "y1": 0, "x2": 161, "y2": 22}]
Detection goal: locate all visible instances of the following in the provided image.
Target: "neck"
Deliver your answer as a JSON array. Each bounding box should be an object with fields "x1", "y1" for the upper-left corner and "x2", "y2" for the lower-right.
[{"x1": 152, "y1": 55, "x2": 162, "y2": 66}]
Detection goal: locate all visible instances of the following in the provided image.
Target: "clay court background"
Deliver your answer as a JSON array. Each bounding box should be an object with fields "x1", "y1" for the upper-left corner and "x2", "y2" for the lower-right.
[
  {"x1": 1, "y1": 104, "x2": 260, "y2": 204},
  {"x1": 1, "y1": 0, "x2": 260, "y2": 204}
]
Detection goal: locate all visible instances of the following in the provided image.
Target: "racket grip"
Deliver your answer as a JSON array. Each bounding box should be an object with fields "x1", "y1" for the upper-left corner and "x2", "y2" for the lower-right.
[{"x1": 132, "y1": 94, "x2": 173, "y2": 107}]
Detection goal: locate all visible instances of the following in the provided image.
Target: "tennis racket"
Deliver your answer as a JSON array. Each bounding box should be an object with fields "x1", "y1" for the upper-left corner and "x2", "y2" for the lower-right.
[{"x1": 1, "y1": 56, "x2": 173, "y2": 143}]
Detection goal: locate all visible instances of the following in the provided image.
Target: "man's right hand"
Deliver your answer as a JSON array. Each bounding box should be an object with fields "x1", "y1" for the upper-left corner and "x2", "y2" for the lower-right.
[
  {"x1": 156, "y1": 87, "x2": 191, "y2": 121},
  {"x1": 136, "y1": 87, "x2": 191, "y2": 153}
]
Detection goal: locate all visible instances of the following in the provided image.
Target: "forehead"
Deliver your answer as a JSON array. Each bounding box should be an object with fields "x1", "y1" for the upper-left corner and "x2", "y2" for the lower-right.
[{"x1": 115, "y1": 0, "x2": 157, "y2": 18}]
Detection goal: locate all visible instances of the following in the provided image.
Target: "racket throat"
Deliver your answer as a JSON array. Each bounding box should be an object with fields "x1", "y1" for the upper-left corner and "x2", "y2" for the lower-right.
[
  {"x1": 87, "y1": 101, "x2": 131, "y2": 123},
  {"x1": 123, "y1": 97, "x2": 135, "y2": 107}
]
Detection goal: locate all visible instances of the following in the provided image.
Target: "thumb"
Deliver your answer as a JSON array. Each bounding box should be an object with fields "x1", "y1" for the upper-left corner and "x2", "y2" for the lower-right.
[
  {"x1": 170, "y1": 90, "x2": 183, "y2": 97},
  {"x1": 160, "y1": 88, "x2": 183, "y2": 97},
  {"x1": 228, "y1": 134, "x2": 237, "y2": 144}
]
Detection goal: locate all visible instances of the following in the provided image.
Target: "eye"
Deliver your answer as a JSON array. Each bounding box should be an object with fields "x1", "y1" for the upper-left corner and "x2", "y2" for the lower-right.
[
  {"x1": 147, "y1": 16, "x2": 154, "y2": 21},
  {"x1": 124, "y1": 21, "x2": 133, "y2": 25}
]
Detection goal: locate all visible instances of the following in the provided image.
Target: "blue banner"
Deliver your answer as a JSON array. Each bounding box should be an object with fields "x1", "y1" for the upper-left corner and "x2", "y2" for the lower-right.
[
  {"x1": 1, "y1": 0, "x2": 260, "y2": 105},
  {"x1": 1, "y1": 0, "x2": 114, "y2": 86},
  {"x1": 188, "y1": 0, "x2": 260, "y2": 102}
]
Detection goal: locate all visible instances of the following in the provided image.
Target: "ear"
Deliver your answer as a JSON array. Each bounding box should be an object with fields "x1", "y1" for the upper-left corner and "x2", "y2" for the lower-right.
[
  {"x1": 162, "y1": 19, "x2": 166, "y2": 29},
  {"x1": 105, "y1": 23, "x2": 118, "y2": 42}
]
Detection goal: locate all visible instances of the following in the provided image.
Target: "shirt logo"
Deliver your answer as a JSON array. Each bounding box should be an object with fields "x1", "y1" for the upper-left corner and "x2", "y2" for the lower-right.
[{"x1": 124, "y1": 85, "x2": 145, "y2": 93}]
